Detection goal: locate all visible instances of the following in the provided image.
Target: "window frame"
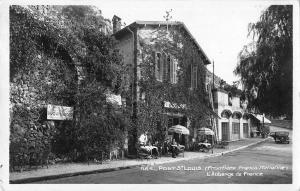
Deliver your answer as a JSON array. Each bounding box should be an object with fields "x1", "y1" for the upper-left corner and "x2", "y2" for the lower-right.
[{"x1": 191, "y1": 64, "x2": 198, "y2": 89}]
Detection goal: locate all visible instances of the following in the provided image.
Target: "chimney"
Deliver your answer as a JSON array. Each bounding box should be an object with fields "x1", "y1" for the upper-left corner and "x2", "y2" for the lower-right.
[{"x1": 112, "y1": 15, "x2": 122, "y2": 33}]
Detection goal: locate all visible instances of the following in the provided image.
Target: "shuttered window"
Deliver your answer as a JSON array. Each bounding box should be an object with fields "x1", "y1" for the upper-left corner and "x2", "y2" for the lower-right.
[
  {"x1": 170, "y1": 56, "x2": 178, "y2": 84},
  {"x1": 167, "y1": 55, "x2": 171, "y2": 82},
  {"x1": 191, "y1": 65, "x2": 197, "y2": 89},
  {"x1": 162, "y1": 53, "x2": 167, "y2": 81},
  {"x1": 153, "y1": 52, "x2": 178, "y2": 83},
  {"x1": 154, "y1": 52, "x2": 162, "y2": 81}
]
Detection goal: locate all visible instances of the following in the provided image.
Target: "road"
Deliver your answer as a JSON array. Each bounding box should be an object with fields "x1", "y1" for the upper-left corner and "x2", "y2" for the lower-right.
[
  {"x1": 269, "y1": 125, "x2": 293, "y2": 138},
  {"x1": 37, "y1": 136, "x2": 292, "y2": 184}
]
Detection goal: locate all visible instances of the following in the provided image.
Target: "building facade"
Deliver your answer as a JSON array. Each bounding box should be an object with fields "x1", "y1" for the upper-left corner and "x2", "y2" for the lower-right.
[
  {"x1": 113, "y1": 17, "x2": 213, "y2": 150},
  {"x1": 206, "y1": 69, "x2": 251, "y2": 142},
  {"x1": 212, "y1": 88, "x2": 251, "y2": 141}
]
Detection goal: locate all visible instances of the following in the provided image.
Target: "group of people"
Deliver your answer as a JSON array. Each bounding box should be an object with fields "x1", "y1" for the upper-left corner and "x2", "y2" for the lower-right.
[
  {"x1": 163, "y1": 138, "x2": 185, "y2": 158},
  {"x1": 137, "y1": 134, "x2": 160, "y2": 159},
  {"x1": 137, "y1": 134, "x2": 185, "y2": 159}
]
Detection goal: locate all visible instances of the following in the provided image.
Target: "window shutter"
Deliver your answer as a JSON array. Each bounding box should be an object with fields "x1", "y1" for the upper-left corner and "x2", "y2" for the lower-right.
[
  {"x1": 162, "y1": 53, "x2": 167, "y2": 81},
  {"x1": 195, "y1": 65, "x2": 198, "y2": 88},
  {"x1": 166, "y1": 55, "x2": 171, "y2": 82},
  {"x1": 154, "y1": 52, "x2": 159, "y2": 80},
  {"x1": 170, "y1": 56, "x2": 173, "y2": 83},
  {"x1": 174, "y1": 58, "x2": 178, "y2": 83},
  {"x1": 152, "y1": 51, "x2": 156, "y2": 78},
  {"x1": 159, "y1": 53, "x2": 163, "y2": 81},
  {"x1": 190, "y1": 64, "x2": 193, "y2": 88}
]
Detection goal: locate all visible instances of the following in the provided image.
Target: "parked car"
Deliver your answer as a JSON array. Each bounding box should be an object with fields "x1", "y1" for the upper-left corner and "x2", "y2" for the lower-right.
[{"x1": 269, "y1": 131, "x2": 290, "y2": 144}]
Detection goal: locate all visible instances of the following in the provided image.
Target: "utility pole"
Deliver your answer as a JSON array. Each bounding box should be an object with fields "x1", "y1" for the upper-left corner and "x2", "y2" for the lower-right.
[
  {"x1": 212, "y1": 60, "x2": 215, "y2": 89},
  {"x1": 262, "y1": 113, "x2": 265, "y2": 138}
]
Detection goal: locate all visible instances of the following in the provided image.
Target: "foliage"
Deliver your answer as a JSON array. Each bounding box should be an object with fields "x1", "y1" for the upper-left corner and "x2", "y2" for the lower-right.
[
  {"x1": 223, "y1": 84, "x2": 242, "y2": 97},
  {"x1": 136, "y1": 25, "x2": 212, "y2": 143},
  {"x1": 60, "y1": 5, "x2": 128, "y2": 159},
  {"x1": 235, "y1": 5, "x2": 292, "y2": 118},
  {"x1": 10, "y1": 105, "x2": 55, "y2": 170},
  {"x1": 10, "y1": 5, "x2": 127, "y2": 167},
  {"x1": 10, "y1": 5, "x2": 78, "y2": 168}
]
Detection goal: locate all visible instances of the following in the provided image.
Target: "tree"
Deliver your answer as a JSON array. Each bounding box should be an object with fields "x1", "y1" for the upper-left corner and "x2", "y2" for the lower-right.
[
  {"x1": 59, "y1": 6, "x2": 128, "y2": 160},
  {"x1": 235, "y1": 5, "x2": 292, "y2": 119}
]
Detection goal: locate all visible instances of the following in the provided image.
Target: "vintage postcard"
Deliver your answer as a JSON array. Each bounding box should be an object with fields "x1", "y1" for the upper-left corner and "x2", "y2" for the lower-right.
[{"x1": 0, "y1": 0, "x2": 299, "y2": 190}]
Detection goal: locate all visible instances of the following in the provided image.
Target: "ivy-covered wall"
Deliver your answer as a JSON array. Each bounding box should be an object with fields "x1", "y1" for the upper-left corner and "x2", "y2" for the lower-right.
[
  {"x1": 10, "y1": 6, "x2": 77, "y2": 170},
  {"x1": 10, "y1": 5, "x2": 128, "y2": 169},
  {"x1": 133, "y1": 24, "x2": 211, "y2": 143}
]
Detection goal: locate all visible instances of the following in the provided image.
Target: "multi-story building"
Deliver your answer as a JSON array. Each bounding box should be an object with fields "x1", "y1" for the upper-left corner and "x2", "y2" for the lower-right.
[
  {"x1": 206, "y1": 69, "x2": 251, "y2": 142},
  {"x1": 112, "y1": 16, "x2": 213, "y2": 151}
]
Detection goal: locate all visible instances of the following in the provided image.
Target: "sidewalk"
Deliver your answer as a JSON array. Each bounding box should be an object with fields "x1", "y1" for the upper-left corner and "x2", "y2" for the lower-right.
[{"x1": 10, "y1": 137, "x2": 270, "y2": 183}]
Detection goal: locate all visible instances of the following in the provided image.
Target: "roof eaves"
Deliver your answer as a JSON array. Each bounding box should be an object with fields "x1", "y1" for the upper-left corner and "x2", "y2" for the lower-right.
[
  {"x1": 113, "y1": 21, "x2": 211, "y2": 65},
  {"x1": 178, "y1": 23, "x2": 211, "y2": 65}
]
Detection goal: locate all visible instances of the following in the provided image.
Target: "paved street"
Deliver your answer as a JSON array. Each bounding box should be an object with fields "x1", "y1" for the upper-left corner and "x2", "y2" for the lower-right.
[
  {"x1": 37, "y1": 137, "x2": 292, "y2": 184},
  {"x1": 269, "y1": 125, "x2": 293, "y2": 138}
]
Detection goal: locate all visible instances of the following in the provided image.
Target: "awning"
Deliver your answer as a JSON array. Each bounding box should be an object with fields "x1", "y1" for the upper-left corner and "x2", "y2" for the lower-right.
[
  {"x1": 251, "y1": 114, "x2": 271, "y2": 123},
  {"x1": 162, "y1": 112, "x2": 184, "y2": 117}
]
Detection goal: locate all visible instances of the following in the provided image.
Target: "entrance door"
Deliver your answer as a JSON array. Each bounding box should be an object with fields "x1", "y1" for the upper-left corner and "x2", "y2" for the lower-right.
[
  {"x1": 221, "y1": 122, "x2": 229, "y2": 141},
  {"x1": 232, "y1": 122, "x2": 240, "y2": 140},
  {"x1": 243, "y1": 123, "x2": 249, "y2": 138}
]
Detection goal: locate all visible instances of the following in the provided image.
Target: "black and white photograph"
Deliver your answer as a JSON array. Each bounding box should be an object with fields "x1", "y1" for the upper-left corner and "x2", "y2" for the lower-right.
[{"x1": 0, "y1": 0, "x2": 299, "y2": 190}]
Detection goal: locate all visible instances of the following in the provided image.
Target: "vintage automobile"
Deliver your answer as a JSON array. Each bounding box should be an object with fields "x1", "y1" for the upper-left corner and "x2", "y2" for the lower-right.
[{"x1": 269, "y1": 131, "x2": 290, "y2": 144}]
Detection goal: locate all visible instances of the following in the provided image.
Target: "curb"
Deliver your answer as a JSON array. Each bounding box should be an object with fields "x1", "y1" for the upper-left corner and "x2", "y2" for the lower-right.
[
  {"x1": 10, "y1": 138, "x2": 271, "y2": 184},
  {"x1": 151, "y1": 137, "x2": 272, "y2": 165},
  {"x1": 10, "y1": 165, "x2": 141, "y2": 184}
]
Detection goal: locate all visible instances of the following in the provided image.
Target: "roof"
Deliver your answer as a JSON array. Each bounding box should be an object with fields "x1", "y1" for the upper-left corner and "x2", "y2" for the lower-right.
[
  {"x1": 113, "y1": 21, "x2": 211, "y2": 65},
  {"x1": 112, "y1": 15, "x2": 121, "y2": 21},
  {"x1": 250, "y1": 114, "x2": 271, "y2": 123}
]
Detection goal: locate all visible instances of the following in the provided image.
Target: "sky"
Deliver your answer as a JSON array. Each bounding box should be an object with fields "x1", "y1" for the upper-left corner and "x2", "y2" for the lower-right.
[{"x1": 94, "y1": 0, "x2": 271, "y2": 85}]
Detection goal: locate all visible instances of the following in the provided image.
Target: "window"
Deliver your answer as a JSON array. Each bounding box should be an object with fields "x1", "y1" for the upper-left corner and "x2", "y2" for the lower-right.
[
  {"x1": 228, "y1": 93, "x2": 232, "y2": 106},
  {"x1": 191, "y1": 65, "x2": 198, "y2": 89},
  {"x1": 154, "y1": 52, "x2": 177, "y2": 83},
  {"x1": 232, "y1": 112, "x2": 241, "y2": 119},
  {"x1": 243, "y1": 123, "x2": 249, "y2": 133},
  {"x1": 170, "y1": 56, "x2": 178, "y2": 84},
  {"x1": 154, "y1": 52, "x2": 165, "y2": 82},
  {"x1": 167, "y1": 56, "x2": 171, "y2": 82},
  {"x1": 221, "y1": 110, "x2": 230, "y2": 119},
  {"x1": 161, "y1": 53, "x2": 167, "y2": 81},
  {"x1": 155, "y1": 52, "x2": 162, "y2": 81},
  {"x1": 232, "y1": 123, "x2": 240, "y2": 134}
]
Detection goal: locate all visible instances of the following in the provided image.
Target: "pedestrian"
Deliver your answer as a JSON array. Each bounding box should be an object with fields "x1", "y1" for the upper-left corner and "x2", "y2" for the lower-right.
[{"x1": 171, "y1": 139, "x2": 179, "y2": 158}]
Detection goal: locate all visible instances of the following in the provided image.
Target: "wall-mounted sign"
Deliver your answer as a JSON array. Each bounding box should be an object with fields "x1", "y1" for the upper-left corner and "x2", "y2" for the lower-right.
[
  {"x1": 106, "y1": 93, "x2": 122, "y2": 106},
  {"x1": 164, "y1": 101, "x2": 186, "y2": 109},
  {"x1": 47, "y1": 104, "x2": 73, "y2": 120}
]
